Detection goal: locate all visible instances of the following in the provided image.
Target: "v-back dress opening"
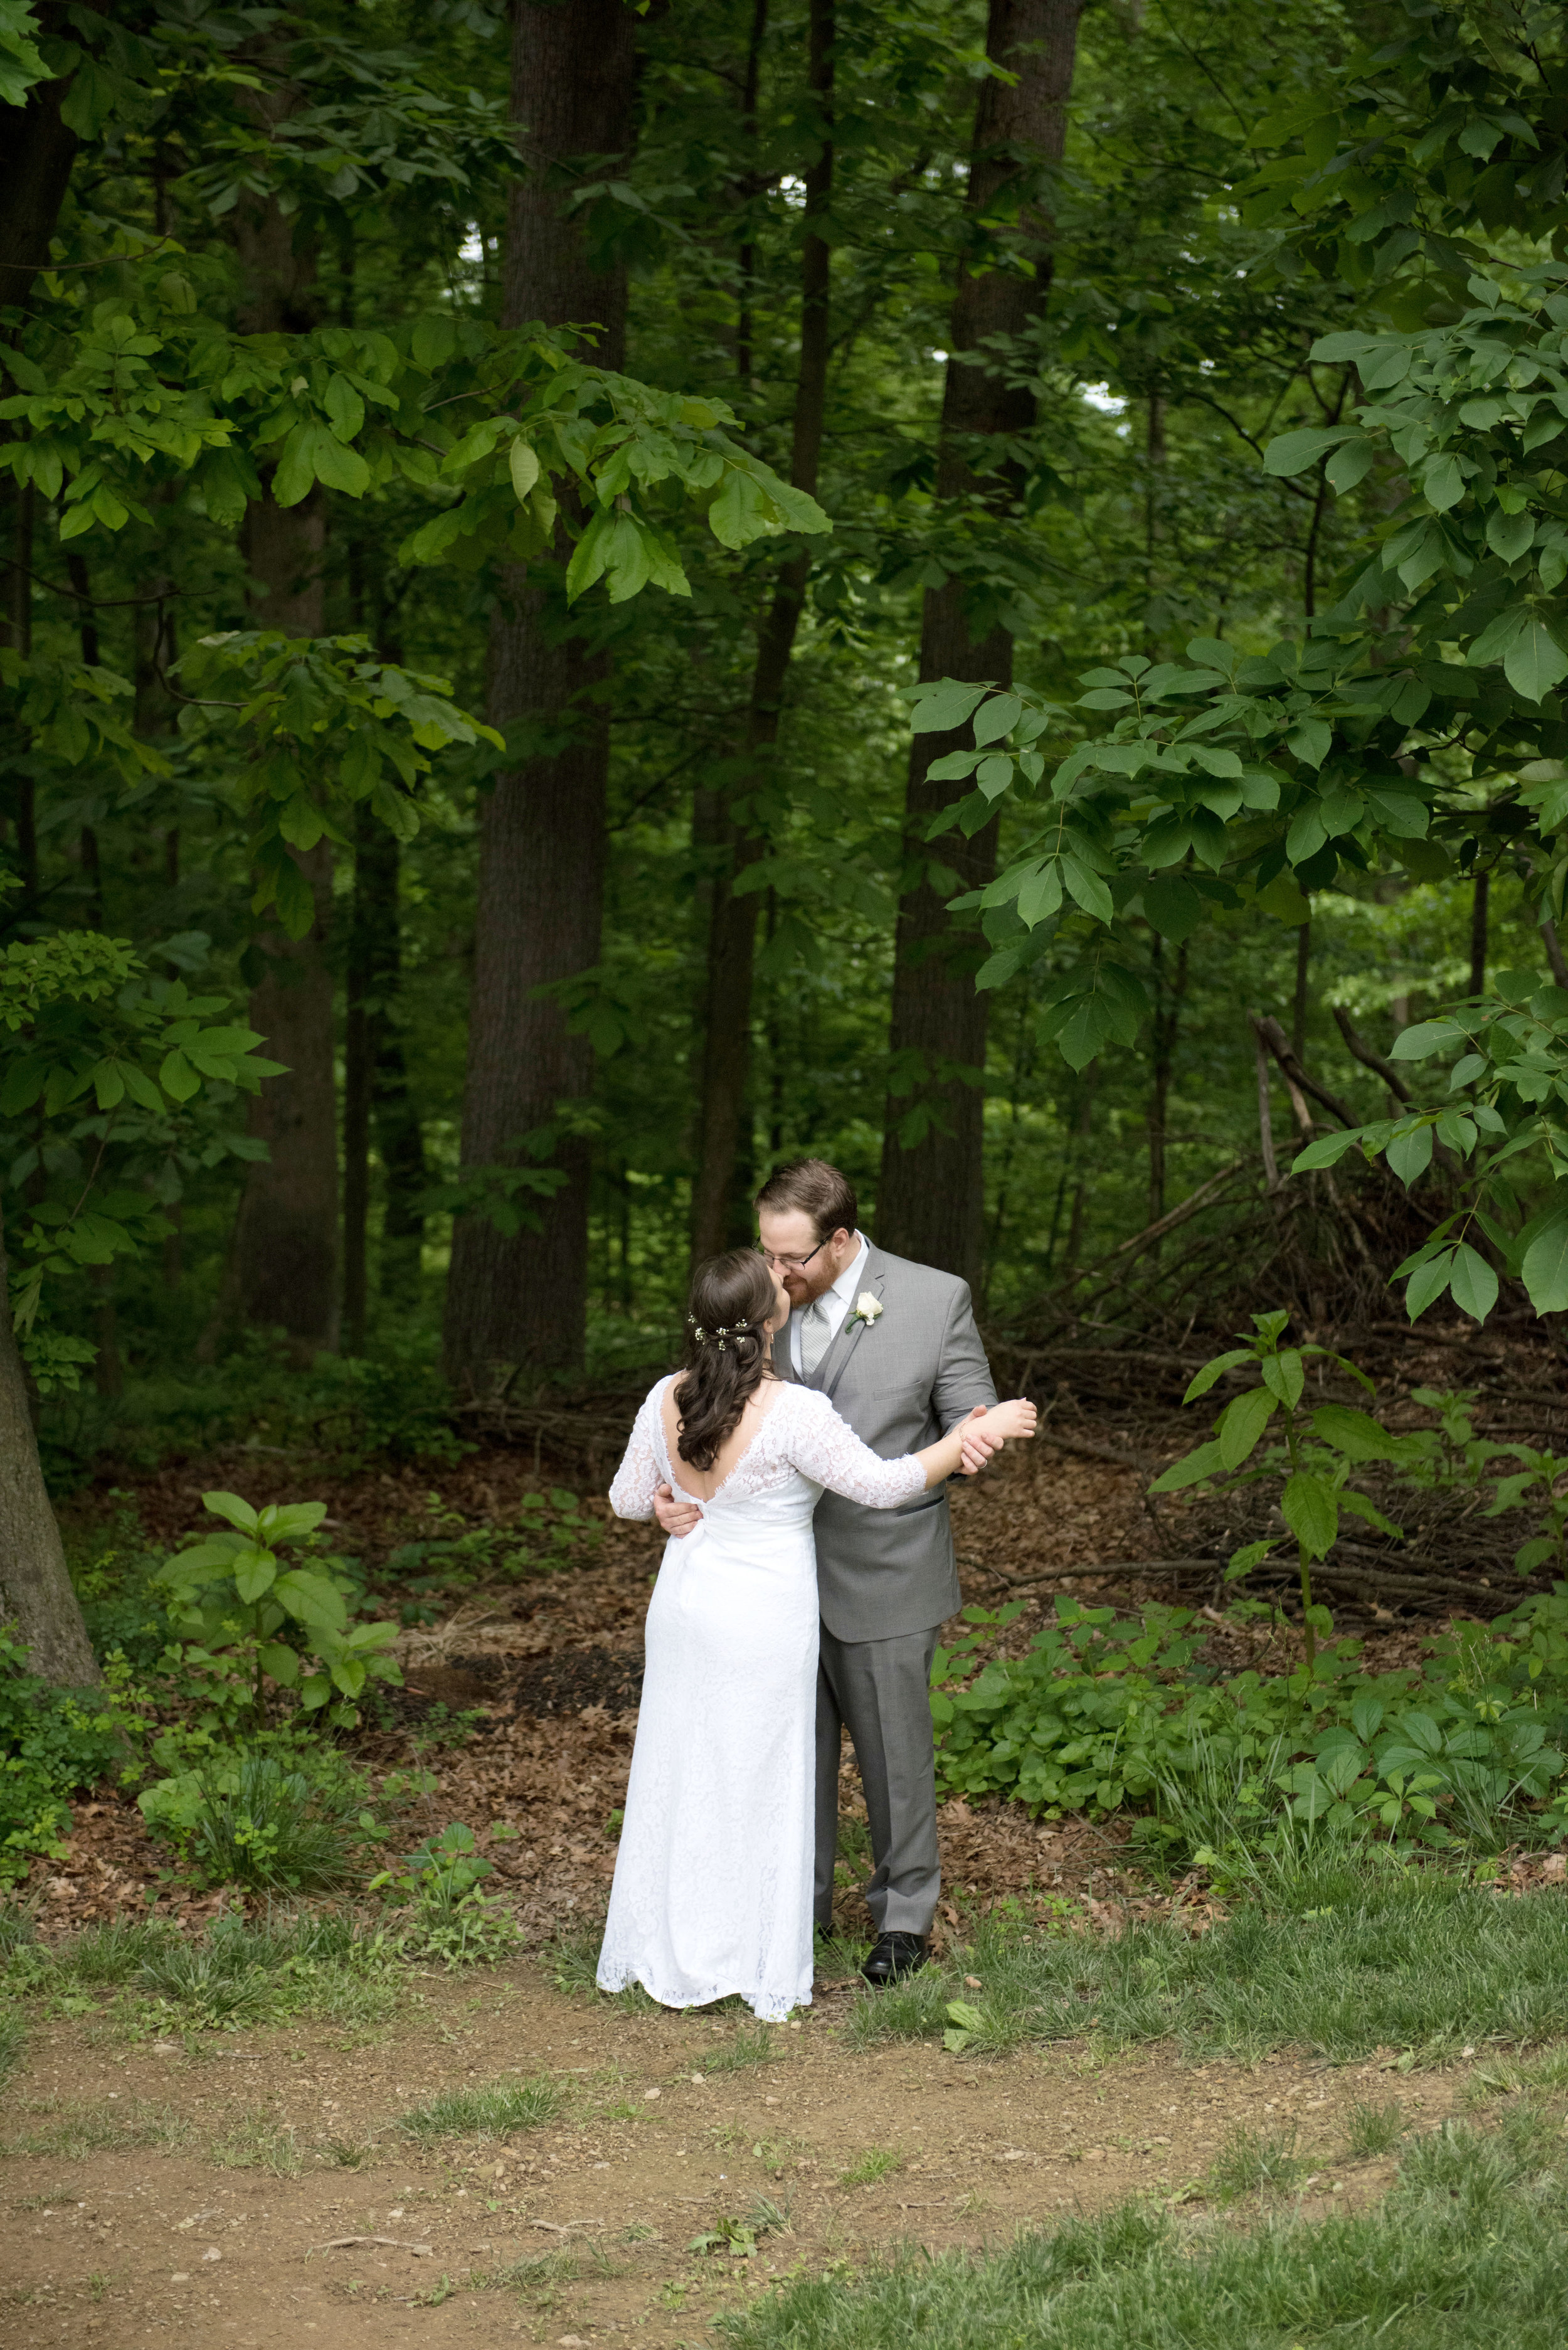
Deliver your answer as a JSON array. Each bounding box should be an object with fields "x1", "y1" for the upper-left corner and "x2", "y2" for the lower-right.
[{"x1": 600, "y1": 1376, "x2": 926, "y2": 2020}]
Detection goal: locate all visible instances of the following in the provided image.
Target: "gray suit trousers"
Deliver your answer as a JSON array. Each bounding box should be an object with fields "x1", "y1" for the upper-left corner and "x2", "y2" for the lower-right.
[{"x1": 814, "y1": 1622, "x2": 940, "y2": 1937}]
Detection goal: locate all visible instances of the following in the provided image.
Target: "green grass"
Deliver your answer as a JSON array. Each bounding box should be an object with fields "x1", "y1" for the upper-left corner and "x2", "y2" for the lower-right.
[
  {"x1": 1206, "y1": 2122, "x2": 1305, "y2": 2203},
  {"x1": 844, "y1": 1853, "x2": 1568, "y2": 2064},
  {"x1": 1346, "y1": 2096, "x2": 1406, "y2": 2157},
  {"x1": 718, "y1": 2105, "x2": 1568, "y2": 2350},
  {"x1": 1, "y1": 1905, "x2": 400, "y2": 2033},
  {"x1": 702, "y1": 2023, "x2": 778, "y2": 2073},
  {"x1": 398, "y1": 2076, "x2": 563, "y2": 2140},
  {"x1": 208, "y1": 2107, "x2": 302, "y2": 2175},
  {"x1": 0, "y1": 2001, "x2": 26, "y2": 2090},
  {"x1": 837, "y1": 2149, "x2": 904, "y2": 2188},
  {"x1": 8, "y1": 2098, "x2": 190, "y2": 2159}
]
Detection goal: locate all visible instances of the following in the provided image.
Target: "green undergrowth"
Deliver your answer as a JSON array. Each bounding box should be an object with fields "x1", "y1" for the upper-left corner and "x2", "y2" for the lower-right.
[
  {"x1": 847, "y1": 1853, "x2": 1568, "y2": 2064},
  {"x1": 934, "y1": 1583, "x2": 1568, "y2": 1863},
  {"x1": 719, "y1": 2103, "x2": 1568, "y2": 2350},
  {"x1": 0, "y1": 1902, "x2": 409, "y2": 2035}
]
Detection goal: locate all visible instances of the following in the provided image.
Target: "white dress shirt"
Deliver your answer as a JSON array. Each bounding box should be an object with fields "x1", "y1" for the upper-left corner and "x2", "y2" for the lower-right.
[{"x1": 789, "y1": 1233, "x2": 869, "y2": 1376}]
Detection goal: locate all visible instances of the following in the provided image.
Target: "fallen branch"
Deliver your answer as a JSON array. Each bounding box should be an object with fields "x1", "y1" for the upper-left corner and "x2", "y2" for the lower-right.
[
  {"x1": 312, "y1": 2236, "x2": 433, "y2": 2256},
  {"x1": 1037, "y1": 1429, "x2": 1158, "y2": 1474}
]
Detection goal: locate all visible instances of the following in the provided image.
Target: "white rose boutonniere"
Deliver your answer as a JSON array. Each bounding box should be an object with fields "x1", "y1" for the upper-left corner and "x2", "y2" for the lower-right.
[{"x1": 850, "y1": 1292, "x2": 883, "y2": 1331}]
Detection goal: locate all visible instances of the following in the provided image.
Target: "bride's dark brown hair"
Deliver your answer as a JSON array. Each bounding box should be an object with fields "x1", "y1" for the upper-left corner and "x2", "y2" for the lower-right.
[{"x1": 675, "y1": 1249, "x2": 779, "y2": 1472}]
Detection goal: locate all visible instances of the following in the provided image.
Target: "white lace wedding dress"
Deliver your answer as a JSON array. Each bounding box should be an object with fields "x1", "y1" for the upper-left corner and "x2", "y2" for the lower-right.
[{"x1": 600, "y1": 1376, "x2": 926, "y2": 2020}]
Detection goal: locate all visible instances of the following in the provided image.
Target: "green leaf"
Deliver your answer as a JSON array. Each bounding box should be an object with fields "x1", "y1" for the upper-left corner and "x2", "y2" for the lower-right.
[
  {"x1": 159, "y1": 1049, "x2": 199, "y2": 1102},
  {"x1": 1448, "y1": 1241, "x2": 1499, "y2": 1325},
  {"x1": 232, "y1": 1551, "x2": 278, "y2": 1604},
  {"x1": 272, "y1": 1569, "x2": 347, "y2": 1634},
  {"x1": 1522, "y1": 1205, "x2": 1568, "y2": 1314},
  {"x1": 1386, "y1": 1124, "x2": 1434, "y2": 1186},
  {"x1": 1387, "y1": 1021, "x2": 1464, "y2": 1061},
  {"x1": 1261, "y1": 1350, "x2": 1304, "y2": 1410},
  {"x1": 1148, "y1": 1438, "x2": 1226, "y2": 1493},
  {"x1": 1182, "y1": 1348, "x2": 1255, "y2": 1402},
  {"x1": 1217, "y1": 1385, "x2": 1276, "y2": 1470},
  {"x1": 1264, "y1": 427, "x2": 1355, "y2": 477},
  {"x1": 509, "y1": 439, "x2": 541, "y2": 500},
  {"x1": 1286, "y1": 720, "x2": 1331, "y2": 768},
  {"x1": 1281, "y1": 1470, "x2": 1338, "y2": 1558},
  {"x1": 1310, "y1": 1404, "x2": 1399, "y2": 1462},
  {"x1": 1405, "y1": 1248, "x2": 1455, "y2": 1321},
  {"x1": 1505, "y1": 616, "x2": 1568, "y2": 703},
  {"x1": 202, "y1": 1491, "x2": 259, "y2": 1534},
  {"x1": 1142, "y1": 874, "x2": 1202, "y2": 941},
  {"x1": 909, "y1": 682, "x2": 992, "y2": 736},
  {"x1": 1292, "y1": 1130, "x2": 1361, "y2": 1171}
]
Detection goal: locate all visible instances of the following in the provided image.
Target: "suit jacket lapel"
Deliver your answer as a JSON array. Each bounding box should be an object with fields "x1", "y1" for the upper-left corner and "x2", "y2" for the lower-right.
[
  {"x1": 771, "y1": 1323, "x2": 799, "y2": 1386},
  {"x1": 817, "y1": 1245, "x2": 887, "y2": 1403}
]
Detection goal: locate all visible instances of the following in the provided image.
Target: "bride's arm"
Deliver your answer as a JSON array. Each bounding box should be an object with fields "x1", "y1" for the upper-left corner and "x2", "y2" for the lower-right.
[
  {"x1": 780, "y1": 1389, "x2": 1036, "y2": 1508},
  {"x1": 608, "y1": 1385, "x2": 666, "y2": 1520},
  {"x1": 913, "y1": 1398, "x2": 1035, "y2": 1486}
]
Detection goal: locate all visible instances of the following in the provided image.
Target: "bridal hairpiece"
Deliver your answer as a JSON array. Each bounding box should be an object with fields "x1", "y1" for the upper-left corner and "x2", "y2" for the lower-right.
[{"x1": 687, "y1": 1314, "x2": 752, "y2": 1351}]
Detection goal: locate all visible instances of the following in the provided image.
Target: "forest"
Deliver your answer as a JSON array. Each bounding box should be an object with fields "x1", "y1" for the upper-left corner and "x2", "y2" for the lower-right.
[{"x1": 11, "y1": 4, "x2": 1568, "y2": 2342}]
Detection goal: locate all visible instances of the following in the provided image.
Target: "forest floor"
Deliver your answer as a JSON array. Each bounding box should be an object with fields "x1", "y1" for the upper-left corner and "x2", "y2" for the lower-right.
[
  {"x1": 8, "y1": 1323, "x2": 1568, "y2": 2346},
  {"x1": 3, "y1": 1950, "x2": 1471, "y2": 2350}
]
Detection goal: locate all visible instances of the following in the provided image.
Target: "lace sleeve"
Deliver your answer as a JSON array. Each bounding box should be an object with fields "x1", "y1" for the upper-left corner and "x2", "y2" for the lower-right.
[
  {"x1": 778, "y1": 1388, "x2": 927, "y2": 1509},
  {"x1": 608, "y1": 1380, "x2": 669, "y2": 1520}
]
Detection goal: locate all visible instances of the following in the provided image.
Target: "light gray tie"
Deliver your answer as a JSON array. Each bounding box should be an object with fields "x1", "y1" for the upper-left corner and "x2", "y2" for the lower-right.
[{"x1": 799, "y1": 1297, "x2": 834, "y2": 1378}]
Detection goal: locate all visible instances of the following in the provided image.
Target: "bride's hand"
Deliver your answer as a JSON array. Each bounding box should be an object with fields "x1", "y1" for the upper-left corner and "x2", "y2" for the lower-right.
[{"x1": 987, "y1": 1398, "x2": 1036, "y2": 1442}]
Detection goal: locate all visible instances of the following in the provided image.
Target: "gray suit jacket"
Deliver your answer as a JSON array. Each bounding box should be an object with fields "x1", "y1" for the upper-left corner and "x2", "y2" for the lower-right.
[{"x1": 773, "y1": 1243, "x2": 997, "y2": 1645}]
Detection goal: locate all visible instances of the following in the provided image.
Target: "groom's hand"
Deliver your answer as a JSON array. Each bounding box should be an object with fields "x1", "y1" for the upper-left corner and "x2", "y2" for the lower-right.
[
  {"x1": 958, "y1": 1403, "x2": 1003, "y2": 1477},
  {"x1": 653, "y1": 1481, "x2": 701, "y2": 1539}
]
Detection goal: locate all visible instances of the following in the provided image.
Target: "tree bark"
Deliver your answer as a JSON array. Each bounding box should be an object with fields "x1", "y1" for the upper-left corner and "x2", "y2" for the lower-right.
[
  {"x1": 0, "y1": 1210, "x2": 99, "y2": 1684},
  {"x1": 443, "y1": 0, "x2": 639, "y2": 1385},
  {"x1": 1147, "y1": 935, "x2": 1188, "y2": 1229},
  {"x1": 227, "y1": 87, "x2": 338, "y2": 1351},
  {"x1": 344, "y1": 802, "x2": 427, "y2": 1350},
  {"x1": 0, "y1": 4, "x2": 83, "y2": 324},
  {"x1": 1470, "y1": 868, "x2": 1489, "y2": 999},
  {"x1": 689, "y1": 0, "x2": 834, "y2": 1268},
  {"x1": 877, "y1": 0, "x2": 1083, "y2": 1286}
]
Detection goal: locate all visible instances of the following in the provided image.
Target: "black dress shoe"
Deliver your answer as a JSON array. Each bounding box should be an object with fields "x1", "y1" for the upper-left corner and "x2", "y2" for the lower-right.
[{"x1": 860, "y1": 1931, "x2": 928, "y2": 1987}]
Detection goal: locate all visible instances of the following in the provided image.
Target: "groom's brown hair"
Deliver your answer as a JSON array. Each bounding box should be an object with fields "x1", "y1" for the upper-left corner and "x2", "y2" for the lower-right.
[{"x1": 754, "y1": 1157, "x2": 858, "y2": 1242}]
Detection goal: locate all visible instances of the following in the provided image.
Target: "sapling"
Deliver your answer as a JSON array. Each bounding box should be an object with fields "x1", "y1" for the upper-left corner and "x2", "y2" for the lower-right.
[{"x1": 1148, "y1": 1311, "x2": 1404, "y2": 1669}]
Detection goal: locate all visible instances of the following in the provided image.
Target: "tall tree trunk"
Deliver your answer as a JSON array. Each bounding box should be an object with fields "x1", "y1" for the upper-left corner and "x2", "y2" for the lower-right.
[
  {"x1": 1147, "y1": 935, "x2": 1188, "y2": 1231},
  {"x1": 688, "y1": 0, "x2": 833, "y2": 1267},
  {"x1": 1470, "y1": 868, "x2": 1490, "y2": 1000},
  {"x1": 0, "y1": 4, "x2": 83, "y2": 323},
  {"x1": 228, "y1": 117, "x2": 337, "y2": 1351},
  {"x1": 877, "y1": 0, "x2": 1083, "y2": 1286},
  {"x1": 0, "y1": 1209, "x2": 99, "y2": 1684},
  {"x1": 443, "y1": 0, "x2": 638, "y2": 1386},
  {"x1": 344, "y1": 802, "x2": 427, "y2": 1349},
  {"x1": 4, "y1": 484, "x2": 37, "y2": 918},
  {"x1": 1291, "y1": 917, "x2": 1311, "y2": 1060}
]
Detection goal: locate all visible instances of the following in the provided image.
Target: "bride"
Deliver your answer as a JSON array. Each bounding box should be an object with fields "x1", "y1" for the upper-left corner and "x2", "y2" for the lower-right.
[{"x1": 600, "y1": 1247, "x2": 1036, "y2": 2021}]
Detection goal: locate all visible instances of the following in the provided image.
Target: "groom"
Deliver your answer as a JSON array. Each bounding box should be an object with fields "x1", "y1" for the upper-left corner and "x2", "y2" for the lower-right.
[{"x1": 653, "y1": 1157, "x2": 1011, "y2": 1986}]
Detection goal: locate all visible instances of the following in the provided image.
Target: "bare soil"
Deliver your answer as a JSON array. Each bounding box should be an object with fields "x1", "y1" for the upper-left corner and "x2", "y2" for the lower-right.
[{"x1": 4, "y1": 1952, "x2": 1468, "y2": 2350}]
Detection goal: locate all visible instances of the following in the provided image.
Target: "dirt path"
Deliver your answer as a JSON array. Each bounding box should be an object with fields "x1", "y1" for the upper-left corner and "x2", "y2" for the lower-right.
[{"x1": 4, "y1": 1950, "x2": 1465, "y2": 2349}]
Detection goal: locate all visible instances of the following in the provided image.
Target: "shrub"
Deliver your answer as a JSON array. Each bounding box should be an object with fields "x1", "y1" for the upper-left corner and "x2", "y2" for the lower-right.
[
  {"x1": 0, "y1": 1629, "x2": 142, "y2": 1881},
  {"x1": 138, "y1": 1747, "x2": 381, "y2": 1891},
  {"x1": 156, "y1": 1488, "x2": 401, "y2": 1729},
  {"x1": 932, "y1": 1584, "x2": 1568, "y2": 1863},
  {"x1": 373, "y1": 1821, "x2": 524, "y2": 1966}
]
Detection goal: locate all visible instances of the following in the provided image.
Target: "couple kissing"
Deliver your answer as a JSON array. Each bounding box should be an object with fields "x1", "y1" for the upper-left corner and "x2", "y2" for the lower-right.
[{"x1": 600, "y1": 1157, "x2": 1035, "y2": 2021}]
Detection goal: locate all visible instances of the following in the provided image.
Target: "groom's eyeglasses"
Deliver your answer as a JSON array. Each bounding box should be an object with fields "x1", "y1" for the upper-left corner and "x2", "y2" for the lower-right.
[{"x1": 755, "y1": 1239, "x2": 829, "y2": 1272}]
